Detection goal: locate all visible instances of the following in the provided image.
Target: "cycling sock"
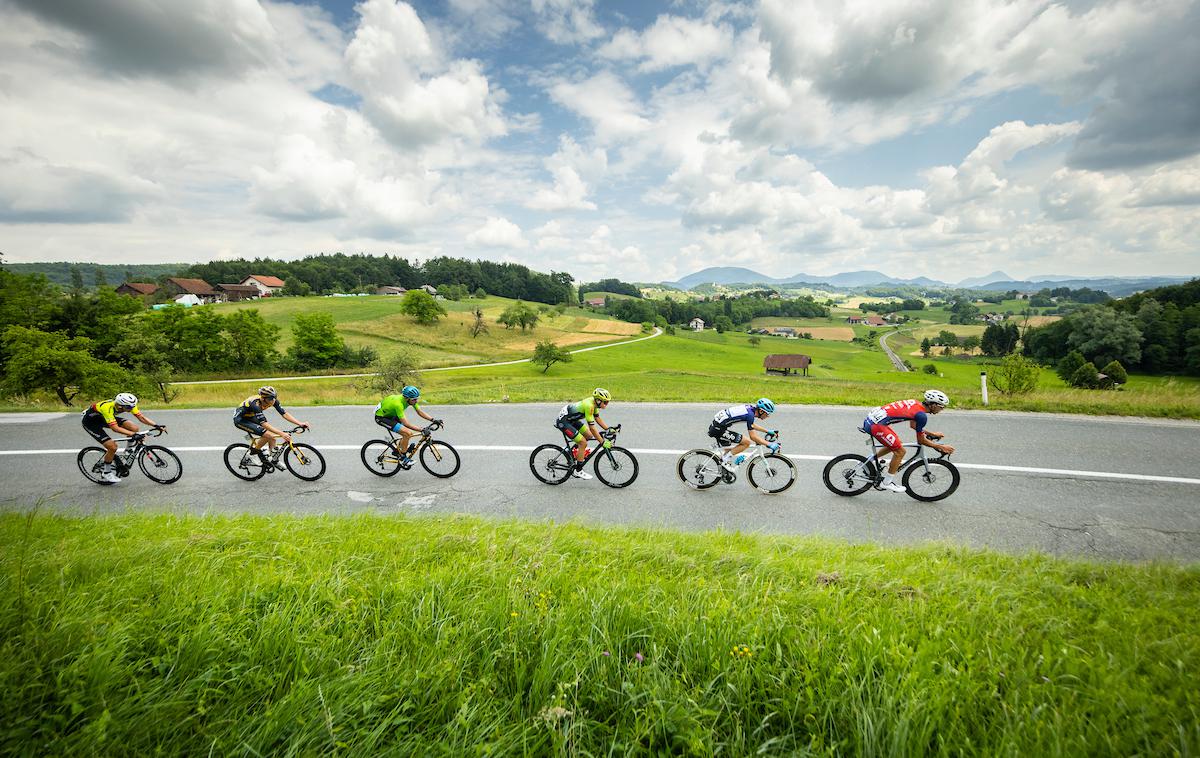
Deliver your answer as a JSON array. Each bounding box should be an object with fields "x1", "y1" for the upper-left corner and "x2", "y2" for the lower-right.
[{"x1": 720, "y1": 451, "x2": 732, "y2": 463}]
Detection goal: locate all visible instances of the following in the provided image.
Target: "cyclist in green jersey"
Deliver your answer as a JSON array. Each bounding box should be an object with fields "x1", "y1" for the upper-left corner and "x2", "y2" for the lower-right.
[
  {"x1": 554, "y1": 388, "x2": 612, "y2": 480},
  {"x1": 375, "y1": 385, "x2": 439, "y2": 465}
]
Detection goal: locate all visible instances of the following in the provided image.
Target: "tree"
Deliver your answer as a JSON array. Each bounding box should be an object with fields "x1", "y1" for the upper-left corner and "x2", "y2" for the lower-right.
[
  {"x1": 981, "y1": 322, "x2": 1019, "y2": 357},
  {"x1": 920, "y1": 337, "x2": 932, "y2": 358},
  {"x1": 110, "y1": 331, "x2": 179, "y2": 403},
  {"x1": 224, "y1": 309, "x2": 280, "y2": 368},
  {"x1": 2, "y1": 326, "x2": 129, "y2": 405},
  {"x1": 399, "y1": 290, "x2": 447, "y2": 325},
  {"x1": 532, "y1": 339, "x2": 572, "y2": 373},
  {"x1": 936, "y1": 330, "x2": 960, "y2": 347},
  {"x1": 281, "y1": 278, "x2": 312, "y2": 297},
  {"x1": 469, "y1": 308, "x2": 489, "y2": 338},
  {"x1": 473, "y1": 287, "x2": 487, "y2": 299},
  {"x1": 714, "y1": 315, "x2": 734, "y2": 333},
  {"x1": 961, "y1": 335, "x2": 981, "y2": 353},
  {"x1": 749, "y1": 335, "x2": 761, "y2": 345},
  {"x1": 1056, "y1": 350, "x2": 1087, "y2": 383},
  {"x1": 988, "y1": 352, "x2": 1039, "y2": 396},
  {"x1": 1070, "y1": 361, "x2": 1100, "y2": 389},
  {"x1": 1065, "y1": 306, "x2": 1142, "y2": 368},
  {"x1": 288, "y1": 312, "x2": 344, "y2": 370},
  {"x1": 439, "y1": 283, "x2": 469, "y2": 301},
  {"x1": 498, "y1": 301, "x2": 539, "y2": 331},
  {"x1": 359, "y1": 349, "x2": 421, "y2": 396}
]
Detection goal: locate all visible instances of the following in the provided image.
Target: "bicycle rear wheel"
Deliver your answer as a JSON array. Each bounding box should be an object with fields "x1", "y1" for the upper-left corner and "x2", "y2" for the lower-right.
[
  {"x1": 677, "y1": 449, "x2": 723, "y2": 490},
  {"x1": 594, "y1": 446, "x2": 638, "y2": 488},
  {"x1": 420, "y1": 440, "x2": 461, "y2": 478},
  {"x1": 223, "y1": 443, "x2": 266, "y2": 481},
  {"x1": 902, "y1": 459, "x2": 960, "y2": 502},
  {"x1": 361, "y1": 440, "x2": 401, "y2": 476},
  {"x1": 138, "y1": 445, "x2": 182, "y2": 484},
  {"x1": 530, "y1": 444, "x2": 573, "y2": 485},
  {"x1": 77, "y1": 447, "x2": 112, "y2": 485},
  {"x1": 285, "y1": 443, "x2": 326, "y2": 481},
  {"x1": 822, "y1": 453, "x2": 873, "y2": 496},
  {"x1": 747, "y1": 454, "x2": 797, "y2": 494}
]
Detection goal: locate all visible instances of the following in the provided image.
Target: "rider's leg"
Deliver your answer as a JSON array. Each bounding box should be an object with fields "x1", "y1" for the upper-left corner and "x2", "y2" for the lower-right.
[
  {"x1": 102, "y1": 438, "x2": 118, "y2": 463},
  {"x1": 884, "y1": 447, "x2": 905, "y2": 474},
  {"x1": 257, "y1": 429, "x2": 279, "y2": 454},
  {"x1": 723, "y1": 437, "x2": 751, "y2": 463}
]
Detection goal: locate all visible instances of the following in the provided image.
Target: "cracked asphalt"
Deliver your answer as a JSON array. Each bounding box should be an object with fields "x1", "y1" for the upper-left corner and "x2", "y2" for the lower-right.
[{"x1": 2, "y1": 403, "x2": 1198, "y2": 562}]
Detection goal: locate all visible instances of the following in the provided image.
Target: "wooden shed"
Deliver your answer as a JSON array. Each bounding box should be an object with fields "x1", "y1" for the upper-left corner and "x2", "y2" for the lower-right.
[{"x1": 764, "y1": 354, "x2": 811, "y2": 377}]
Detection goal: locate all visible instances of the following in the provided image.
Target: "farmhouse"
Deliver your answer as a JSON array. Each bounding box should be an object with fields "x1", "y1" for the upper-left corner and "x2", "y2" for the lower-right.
[
  {"x1": 689, "y1": 317, "x2": 705, "y2": 331},
  {"x1": 376, "y1": 286, "x2": 408, "y2": 296},
  {"x1": 214, "y1": 283, "x2": 260, "y2": 302},
  {"x1": 864, "y1": 316, "x2": 887, "y2": 327},
  {"x1": 420, "y1": 285, "x2": 438, "y2": 296},
  {"x1": 846, "y1": 315, "x2": 864, "y2": 324},
  {"x1": 763, "y1": 354, "x2": 811, "y2": 377},
  {"x1": 769, "y1": 327, "x2": 797, "y2": 337},
  {"x1": 585, "y1": 297, "x2": 606, "y2": 308},
  {"x1": 241, "y1": 275, "x2": 286, "y2": 297},
  {"x1": 163, "y1": 277, "x2": 219, "y2": 304},
  {"x1": 115, "y1": 282, "x2": 158, "y2": 302}
]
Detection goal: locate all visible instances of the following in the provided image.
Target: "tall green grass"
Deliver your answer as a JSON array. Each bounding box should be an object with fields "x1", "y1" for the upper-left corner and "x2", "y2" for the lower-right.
[{"x1": 2, "y1": 513, "x2": 1197, "y2": 755}]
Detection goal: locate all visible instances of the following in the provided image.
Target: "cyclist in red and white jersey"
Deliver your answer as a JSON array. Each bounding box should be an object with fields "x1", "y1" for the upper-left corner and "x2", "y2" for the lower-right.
[{"x1": 862, "y1": 390, "x2": 955, "y2": 493}]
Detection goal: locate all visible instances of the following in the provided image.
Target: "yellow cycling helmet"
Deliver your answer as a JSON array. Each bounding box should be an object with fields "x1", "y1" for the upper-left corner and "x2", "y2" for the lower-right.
[{"x1": 592, "y1": 387, "x2": 611, "y2": 403}]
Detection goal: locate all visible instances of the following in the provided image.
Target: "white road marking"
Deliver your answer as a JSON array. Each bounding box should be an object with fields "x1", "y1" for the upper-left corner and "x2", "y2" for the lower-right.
[
  {"x1": 3, "y1": 443, "x2": 1198, "y2": 486},
  {"x1": 173, "y1": 329, "x2": 663, "y2": 385}
]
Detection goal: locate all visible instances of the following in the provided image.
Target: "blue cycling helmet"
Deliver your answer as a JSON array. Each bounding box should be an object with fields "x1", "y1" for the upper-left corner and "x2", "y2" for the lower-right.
[
  {"x1": 756, "y1": 397, "x2": 775, "y2": 414},
  {"x1": 401, "y1": 385, "x2": 420, "y2": 400}
]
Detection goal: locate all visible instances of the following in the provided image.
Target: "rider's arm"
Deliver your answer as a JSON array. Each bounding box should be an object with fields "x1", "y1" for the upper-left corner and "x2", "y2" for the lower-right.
[
  {"x1": 108, "y1": 421, "x2": 137, "y2": 437},
  {"x1": 281, "y1": 411, "x2": 308, "y2": 429},
  {"x1": 133, "y1": 411, "x2": 159, "y2": 428},
  {"x1": 915, "y1": 429, "x2": 952, "y2": 454},
  {"x1": 401, "y1": 418, "x2": 424, "y2": 432},
  {"x1": 416, "y1": 407, "x2": 434, "y2": 422},
  {"x1": 747, "y1": 428, "x2": 770, "y2": 445}
]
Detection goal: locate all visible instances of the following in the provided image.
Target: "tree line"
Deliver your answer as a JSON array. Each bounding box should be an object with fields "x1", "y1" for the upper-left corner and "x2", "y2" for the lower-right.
[
  {"x1": 605, "y1": 293, "x2": 829, "y2": 327},
  {"x1": 180, "y1": 253, "x2": 574, "y2": 306}
]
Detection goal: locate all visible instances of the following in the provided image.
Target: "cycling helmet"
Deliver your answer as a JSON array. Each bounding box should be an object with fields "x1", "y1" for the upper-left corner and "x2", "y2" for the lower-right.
[
  {"x1": 258, "y1": 385, "x2": 277, "y2": 399},
  {"x1": 115, "y1": 392, "x2": 138, "y2": 407},
  {"x1": 592, "y1": 387, "x2": 611, "y2": 403},
  {"x1": 756, "y1": 398, "x2": 775, "y2": 414},
  {"x1": 924, "y1": 389, "x2": 950, "y2": 407},
  {"x1": 402, "y1": 385, "x2": 420, "y2": 400}
]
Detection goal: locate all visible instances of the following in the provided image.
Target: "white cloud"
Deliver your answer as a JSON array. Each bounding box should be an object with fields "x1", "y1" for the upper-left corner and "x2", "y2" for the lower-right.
[
  {"x1": 531, "y1": 0, "x2": 604, "y2": 44},
  {"x1": 467, "y1": 216, "x2": 528, "y2": 248},
  {"x1": 549, "y1": 71, "x2": 651, "y2": 141},
  {"x1": 527, "y1": 136, "x2": 607, "y2": 211},
  {"x1": 600, "y1": 15, "x2": 733, "y2": 71},
  {"x1": 0, "y1": 150, "x2": 160, "y2": 223},
  {"x1": 1127, "y1": 160, "x2": 1200, "y2": 208}
]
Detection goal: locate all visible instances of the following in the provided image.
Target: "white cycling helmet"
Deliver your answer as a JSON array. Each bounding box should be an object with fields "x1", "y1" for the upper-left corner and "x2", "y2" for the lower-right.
[
  {"x1": 115, "y1": 392, "x2": 138, "y2": 407},
  {"x1": 924, "y1": 389, "x2": 949, "y2": 407}
]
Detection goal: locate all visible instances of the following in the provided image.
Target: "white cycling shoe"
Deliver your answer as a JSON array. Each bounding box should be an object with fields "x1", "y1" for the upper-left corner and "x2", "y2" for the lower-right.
[
  {"x1": 571, "y1": 469, "x2": 593, "y2": 480},
  {"x1": 102, "y1": 468, "x2": 120, "y2": 483},
  {"x1": 880, "y1": 479, "x2": 906, "y2": 493}
]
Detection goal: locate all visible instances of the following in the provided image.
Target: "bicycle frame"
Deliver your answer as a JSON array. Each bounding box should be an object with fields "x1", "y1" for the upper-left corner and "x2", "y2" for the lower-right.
[
  {"x1": 561, "y1": 424, "x2": 621, "y2": 467},
  {"x1": 243, "y1": 426, "x2": 310, "y2": 466},
  {"x1": 380, "y1": 421, "x2": 444, "y2": 465},
  {"x1": 864, "y1": 433, "x2": 944, "y2": 478},
  {"x1": 110, "y1": 427, "x2": 165, "y2": 470}
]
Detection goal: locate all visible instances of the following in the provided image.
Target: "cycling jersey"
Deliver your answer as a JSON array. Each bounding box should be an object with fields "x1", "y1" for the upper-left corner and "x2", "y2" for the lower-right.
[
  {"x1": 712, "y1": 404, "x2": 756, "y2": 431},
  {"x1": 83, "y1": 399, "x2": 140, "y2": 426},
  {"x1": 863, "y1": 399, "x2": 929, "y2": 434},
  {"x1": 375, "y1": 394, "x2": 420, "y2": 419},
  {"x1": 558, "y1": 397, "x2": 598, "y2": 426},
  {"x1": 234, "y1": 395, "x2": 287, "y2": 424}
]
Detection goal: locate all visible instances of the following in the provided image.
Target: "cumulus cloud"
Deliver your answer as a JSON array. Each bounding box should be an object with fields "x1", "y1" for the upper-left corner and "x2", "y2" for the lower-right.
[
  {"x1": 0, "y1": 150, "x2": 159, "y2": 223},
  {"x1": 527, "y1": 136, "x2": 607, "y2": 211},
  {"x1": 1126, "y1": 160, "x2": 1200, "y2": 208},
  {"x1": 600, "y1": 15, "x2": 733, "y2": 71},
  {"x1": 532, "y1": 0, "x2": 604, "y2": 44},
  {"x1": 549, "y1": 71, "x2": 652, "y2": 142},
  {"x1": 467, "y1": 216, "x2": 528, "y2": 248}
]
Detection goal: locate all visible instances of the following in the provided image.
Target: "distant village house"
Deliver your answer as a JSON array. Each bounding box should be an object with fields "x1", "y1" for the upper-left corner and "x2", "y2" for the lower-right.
[
  {"x1": 376, "y1": 286, "x2": 408, "y2": 296},
  {"x1": 585, "y1": 297, "x2": 606, "y2": 308},
  {"x1": 864, "y1": 316, "x2": 887, "y2": 327},
  {"x1": 163, "y1": 277, "x2": 219, "y2": 304},
  {"x1": 214, "y1": 283, "x2": 260, "y2": 302},
  {"x1": 240, "y1": 275, "x2": 286, "y2": 297},
  {"x1": 114, "y1": 282, "x2": 158, "y2": 303},
  {"x1": 689, "y1": 317, "x2": 705, "y2": 331},
  {"x1": 846, "y1": 315, "x2": 864, "y2": 324}
]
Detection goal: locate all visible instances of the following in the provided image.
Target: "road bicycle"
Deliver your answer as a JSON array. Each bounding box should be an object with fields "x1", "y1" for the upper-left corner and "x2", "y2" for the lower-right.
[
  {"x1": 360, "y1": 420, "x2": 460, "y2": 478},
  {"x1": 78, "y1": 426, "x2": 182, "y2": 485},
  {"x1": 822, "y1": 430, "x2": 960, "y2": 502},
  {"x1": 223, "y1": 426, "x2": 326, "y2": 481},
  {"x1": 676, "y1": 432, "x2": 797, "y2": 494},
  {"x1": 529, "y1": 424, "x2": 638, "y2": 488}
]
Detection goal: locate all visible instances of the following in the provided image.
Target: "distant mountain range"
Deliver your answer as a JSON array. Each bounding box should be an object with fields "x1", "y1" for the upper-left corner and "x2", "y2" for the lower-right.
[{"x1": 662, "y1": 266, "x2": 1194, "y2": 297}]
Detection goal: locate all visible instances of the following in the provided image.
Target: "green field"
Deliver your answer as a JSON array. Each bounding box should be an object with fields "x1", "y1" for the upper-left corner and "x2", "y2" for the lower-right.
[
  {"x1": 2, "y1": 513, "x2": 1195, "y2": 755},
  {"x1": 204, "y1": 295, "x2": 640, "y2": 371},
  {"x1": 161, "y1": 329, "x2": 1200, "y2": 418}
]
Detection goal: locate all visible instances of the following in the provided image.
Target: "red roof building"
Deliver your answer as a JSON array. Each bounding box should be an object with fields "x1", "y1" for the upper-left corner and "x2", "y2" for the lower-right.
[{"x1": 241, "y1": 275, "x2": 286, "y2": 296}]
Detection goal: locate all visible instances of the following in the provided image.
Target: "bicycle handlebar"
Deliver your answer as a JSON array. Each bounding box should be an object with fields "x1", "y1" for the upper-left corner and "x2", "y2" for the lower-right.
[
  {"x1": 601, "y1": 424, "x2": 622, "y2": 440},
  {"x1": 287, "y1": 426, "x2": 309, "y2": 435}
]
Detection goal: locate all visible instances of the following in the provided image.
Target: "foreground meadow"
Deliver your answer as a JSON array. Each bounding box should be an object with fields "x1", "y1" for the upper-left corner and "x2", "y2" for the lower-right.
[{"x1": 1, "y1": 513, "x2": 1195, "y2": 755}]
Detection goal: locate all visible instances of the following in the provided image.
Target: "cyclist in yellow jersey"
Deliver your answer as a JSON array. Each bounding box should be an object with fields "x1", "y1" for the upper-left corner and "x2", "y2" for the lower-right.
[
  {"x1": 233, "y1": 386, "x2": 310, "y2": 465},
  {"x1": 554, "y1": 388, "x2": 612, "y2": 480},
  {"x1": 81, "y1": 392, "x2": 164, "y2": 483}
]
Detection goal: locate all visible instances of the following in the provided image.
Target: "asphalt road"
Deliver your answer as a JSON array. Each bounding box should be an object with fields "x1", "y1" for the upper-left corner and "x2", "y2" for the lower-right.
[{"x1": 2, "y1": 403, "x2": 1198, "y2": 562}]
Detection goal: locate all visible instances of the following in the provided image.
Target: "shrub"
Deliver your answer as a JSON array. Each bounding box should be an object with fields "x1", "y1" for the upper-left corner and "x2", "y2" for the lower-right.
[
  {"x1": 1070, "y1": 361, "x2": 1100, "y2": 389},
  {"x1": 923, "y1": 363, "x2": 938, "y2": 375},
  {"x1": 399, "y1": 290, "x2": 447, "y2": 325},
  {"x1": 1100, "y1": 360, "x2": 1128, "y2": 387},
  {"x1": 358, "y1": 348, "x2": 421, "y2": 396},
  {"x1": 748, "y1": 336, "x2": 761, "y2": 345},
  {"x1": 989, "y1": 352, "x2": 1040, "y2": 396},
  {"x1": 1056, "y1": 350, "x2": 1087, "y2": 382}
]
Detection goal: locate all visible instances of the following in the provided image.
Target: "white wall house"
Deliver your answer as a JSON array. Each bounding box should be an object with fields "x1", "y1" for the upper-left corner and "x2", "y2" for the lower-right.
[{"x1": 689, "y1": 318, "x2": 705, "y2": 331}]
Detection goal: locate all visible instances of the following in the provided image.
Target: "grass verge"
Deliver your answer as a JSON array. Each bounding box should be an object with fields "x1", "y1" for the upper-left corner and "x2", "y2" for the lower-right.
[{"x1": 1, "y1": 513, "x2": 1197, "y2": 755}]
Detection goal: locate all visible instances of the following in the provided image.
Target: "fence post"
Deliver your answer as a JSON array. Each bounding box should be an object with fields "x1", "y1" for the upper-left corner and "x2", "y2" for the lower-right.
[{"x1": 980, "y1": 371, "x2": 988, "y2": 406}]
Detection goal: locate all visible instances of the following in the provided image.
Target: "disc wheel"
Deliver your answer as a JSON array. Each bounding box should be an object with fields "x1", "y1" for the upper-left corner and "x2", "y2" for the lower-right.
[
  {"x1": 677, "y1": 449, "x2": 723, "y2": 490},
  {"x1": 747, "y1": 453, "x2": 797, "y2": 494},
  {"x1": 138, "y1": 445, "x2": 182, "y2": 484},
  {"x1": 902, "y1": 459, "x2": 960, "y2": 502},
  {"x1": 285, "y1": 443, "x2": 326, "y2": 481},
  {"x1": 420, "y1": 440, "x2": 461, "y2": 478},
  {"x1": 822, "y1": 453, "x2": 874, "y2": 497},
  {"x1": 594, "y1": 446, "x2": 638, "y2": 489},
  {"x1": 530, "y1": 444, "x2": 573, "y2": 485},
  {"x1": 77, "y1": 447, "x2": 113, "y2": 485},
  {"x1": 361, "y1": 440, "x2": 401, "y2": 477},
  {"x1": 223, "y1": 443, "x2": 267, "y2": 481}
]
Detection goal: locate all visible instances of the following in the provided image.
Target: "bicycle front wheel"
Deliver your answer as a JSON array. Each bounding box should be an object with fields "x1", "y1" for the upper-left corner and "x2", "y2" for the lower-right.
[
  {"x1": 138, "y1": 445, "x2": 182, "y2": 484},
  {"x1": 677, "y1": 449, "x2": 723, "y2": 490},
  {"x1": 822, "y1": 453, "x2": 873, "y2": 496},
  {"x1": 530, "y1": 444, "x2": 573, "y2": 485},
  {"x1": 902, "y1": 459, "x2": 960, "y2": 502},
  {"x1": 285, "y1": 443, "x2": 326, "y2": 481},
  {"x1": 77, "y1": 447, "x2": 112, "y2": 485},
  {"x1": 747, "y1": 454, "x2": 797, "y2": 494},
  {"x1": 420, "y1": 440, "x2": 461, "y2": 478},
  {"x1": 361, "y1": 440, "x2": 401, "y2": 477},
  {"x1": 594, "y1": 446, "x2": 638, "y2": 489},
  {"x1": 224, "y1": 443, "x2": 266, "y2": 481}
]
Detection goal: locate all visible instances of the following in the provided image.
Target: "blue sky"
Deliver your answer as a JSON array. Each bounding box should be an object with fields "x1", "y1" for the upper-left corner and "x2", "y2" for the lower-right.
[{"x1": 1, "y1": 0, "x2": 1197, "y2": 284}]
